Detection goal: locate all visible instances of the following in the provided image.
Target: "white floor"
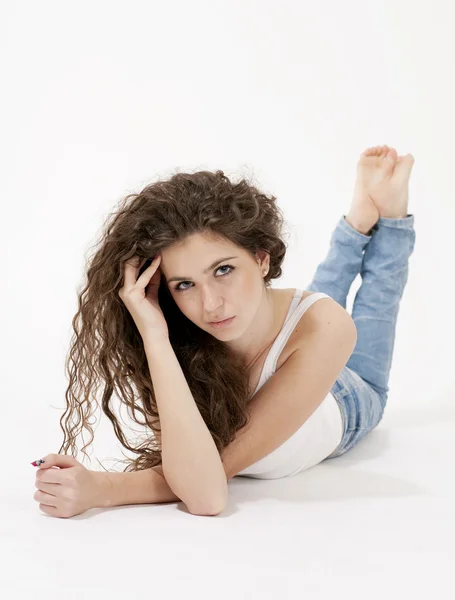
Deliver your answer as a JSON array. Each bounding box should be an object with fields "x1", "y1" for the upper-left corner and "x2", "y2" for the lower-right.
[{"x1": 3, "y1": 402, "x2": 454, "y2": 600}]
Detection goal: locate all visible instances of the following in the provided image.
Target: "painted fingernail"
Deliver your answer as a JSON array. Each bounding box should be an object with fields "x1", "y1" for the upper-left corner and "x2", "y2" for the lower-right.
[{"x1": 31, "y1": 459, "x2": 46, "y2": 466}]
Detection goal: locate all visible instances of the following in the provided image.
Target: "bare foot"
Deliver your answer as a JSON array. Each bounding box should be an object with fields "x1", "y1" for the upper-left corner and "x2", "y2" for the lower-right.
[
  {"x1": 367, "y1": 147, "x2": 415, "y2": 219},
  {"x1": 346, "y1": 145, "x2": 415, "y2": 234}
]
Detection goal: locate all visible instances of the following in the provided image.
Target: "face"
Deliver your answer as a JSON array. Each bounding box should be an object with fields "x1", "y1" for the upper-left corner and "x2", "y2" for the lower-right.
[{"x1": 159, "y1": 231, "x2": 270, "y2": 337}]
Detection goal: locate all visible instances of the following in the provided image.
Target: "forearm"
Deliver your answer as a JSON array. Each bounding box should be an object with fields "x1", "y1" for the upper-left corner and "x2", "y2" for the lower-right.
[
  {"x1": 142, "y1": 335, "x2": 227, "y2": 514},
  {"x1": 96, "y1": 467, "x2": 182, "y2": 507}
]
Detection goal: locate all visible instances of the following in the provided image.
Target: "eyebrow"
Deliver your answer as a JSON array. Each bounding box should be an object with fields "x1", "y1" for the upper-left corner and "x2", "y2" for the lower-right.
[{"x1": 166, "y1": 256, "x2": 238, "y2": 283}]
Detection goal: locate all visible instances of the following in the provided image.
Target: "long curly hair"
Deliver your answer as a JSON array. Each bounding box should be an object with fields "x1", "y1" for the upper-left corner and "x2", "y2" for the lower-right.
[{"x1": 58, "y1": 169, "x2": 289, "y2": 472}]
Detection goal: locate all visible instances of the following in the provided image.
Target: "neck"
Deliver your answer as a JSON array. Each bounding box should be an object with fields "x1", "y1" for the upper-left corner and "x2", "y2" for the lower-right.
[{"x1": 228, "y1": 287, "x2": 277, "y2": 369}]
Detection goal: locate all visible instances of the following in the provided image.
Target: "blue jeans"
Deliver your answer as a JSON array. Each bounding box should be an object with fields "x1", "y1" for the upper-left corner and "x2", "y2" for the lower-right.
[{"x1": 306, "y1": 213, "x2": 416, "y2": 458}]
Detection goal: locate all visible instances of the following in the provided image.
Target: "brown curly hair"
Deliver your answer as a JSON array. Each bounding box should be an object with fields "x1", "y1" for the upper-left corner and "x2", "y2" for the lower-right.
[{"x1": 58, "y1": 169, "x2": 289, "y2": 472}]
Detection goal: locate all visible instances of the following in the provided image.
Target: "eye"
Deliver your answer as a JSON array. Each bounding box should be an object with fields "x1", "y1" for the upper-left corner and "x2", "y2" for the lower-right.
[{"x1": 173, "y1": 264, "x2": 236, "y2": 293}]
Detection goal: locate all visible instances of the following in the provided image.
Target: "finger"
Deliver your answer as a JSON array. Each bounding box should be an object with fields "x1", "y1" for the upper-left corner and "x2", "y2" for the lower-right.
[
  {"x1": 37, "y1": 468, "x2": 64, "y2": 484},
  {"x1": 31, "y1": 453, "x2": 79, "y2": 470},
  {"x1": 124, "y1": 255, "x2": 161, "y2": 290},
  {"x1": 35, "y1": 479, "x2": 60, "y2": 493},
  {"x1": 126, "y1": 255, "x2": 149, "y2": 269},
  {"x1": 34, "y1": 489, "x2": 58, "y2": 506},
  {"x1": 123, "y1": 256, "x2": 150, "y2": 288},
  {"x1": 136, "y1": 255, "x2": 161, "y2": 287},
  {"x1": 38, "y1": 503, "x2": 61, "y2": 517}
]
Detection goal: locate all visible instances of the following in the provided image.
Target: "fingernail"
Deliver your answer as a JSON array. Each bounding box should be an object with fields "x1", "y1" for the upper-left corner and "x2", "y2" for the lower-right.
[{"x1": 31, "y1": 459, "x2": 46, "y2": 466}]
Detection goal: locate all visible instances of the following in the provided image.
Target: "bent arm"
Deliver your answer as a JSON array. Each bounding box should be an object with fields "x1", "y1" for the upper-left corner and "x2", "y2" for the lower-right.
[
  {"x1": 96, "y1": 466, "x2": 221, "y2": 515},
  {"x1": 142, "y1": 335, "x2": 227, "y2": 513}
]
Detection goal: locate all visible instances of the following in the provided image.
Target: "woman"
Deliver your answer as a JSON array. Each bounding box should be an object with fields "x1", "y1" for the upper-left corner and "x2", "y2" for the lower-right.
[{"x1": 32, "y1": 144, "x2": 415, "y2": 518}]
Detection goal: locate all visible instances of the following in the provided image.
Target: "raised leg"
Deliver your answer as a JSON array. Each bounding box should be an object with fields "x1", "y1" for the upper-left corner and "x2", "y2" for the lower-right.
[
  {"x1": 345, "y1": 214, "x2": 416, "y2": 400},
  {"x1": 306, "y1": 212, "x2": 416, "y2": 402},
  {"x1": 306, "y1": 214, "x2": 373, "y2": 309}
]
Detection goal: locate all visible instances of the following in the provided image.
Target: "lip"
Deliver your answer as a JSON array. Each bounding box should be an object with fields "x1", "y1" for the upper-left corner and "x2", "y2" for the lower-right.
[{"x1": 209, "y1": 316, "x2": 235, "y2": 328}]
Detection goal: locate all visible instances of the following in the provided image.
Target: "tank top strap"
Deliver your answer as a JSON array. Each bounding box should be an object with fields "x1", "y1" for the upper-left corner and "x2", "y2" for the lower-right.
[
  {"x1": 282, "y1": 288, "x2": 304, "y2": 325},
  {"x1": 271, "y1": 290, "x2": 332, "y2": 369},
  {"x1": 252, "y1": 289, "x2": 332, "y2": 396}
]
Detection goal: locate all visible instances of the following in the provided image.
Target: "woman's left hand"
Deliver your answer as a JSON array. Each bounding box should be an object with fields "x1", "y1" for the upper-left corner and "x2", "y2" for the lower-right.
[{"x1": 32, "y1": 453, "x2": 107, "y2": 518}]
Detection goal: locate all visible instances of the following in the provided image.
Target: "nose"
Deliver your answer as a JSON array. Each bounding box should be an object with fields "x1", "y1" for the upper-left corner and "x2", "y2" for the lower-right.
[{"x1": 201, "y1": 287, "x2": 225, "y2": 316}]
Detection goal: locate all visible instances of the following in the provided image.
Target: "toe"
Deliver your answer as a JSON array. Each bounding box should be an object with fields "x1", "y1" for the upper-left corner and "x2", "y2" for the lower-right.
[{"x1": 385, "y1": 147, "x2": 398, "y2": 165}]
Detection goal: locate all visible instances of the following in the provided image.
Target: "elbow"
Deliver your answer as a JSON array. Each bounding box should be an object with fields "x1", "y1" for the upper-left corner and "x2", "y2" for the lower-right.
[
  {"x1": 188, "y1": 489, "x2": 228, "y2": 517},
  {"x1": 189, "y1": 504, "x2": 225, "y2": 516}
]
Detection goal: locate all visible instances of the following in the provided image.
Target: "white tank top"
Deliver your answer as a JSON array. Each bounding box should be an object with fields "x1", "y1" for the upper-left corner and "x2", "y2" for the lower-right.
[{"x1": 236, "y1": 289, "x2": 344, "y2": 479}]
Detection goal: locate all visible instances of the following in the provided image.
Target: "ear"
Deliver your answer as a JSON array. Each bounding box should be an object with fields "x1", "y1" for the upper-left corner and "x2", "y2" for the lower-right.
[{"x1": 255, "y1": 250, "x2": 270, "y2": 271}]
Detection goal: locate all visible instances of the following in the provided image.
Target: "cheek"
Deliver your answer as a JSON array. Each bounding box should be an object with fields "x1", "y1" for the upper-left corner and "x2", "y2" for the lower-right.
[
  {"x1": 241, "y1": 275, "x2": 259, "y2": 297},
  {"x1": 174, "y1": 296, "x2": 198, "y2": 317}
]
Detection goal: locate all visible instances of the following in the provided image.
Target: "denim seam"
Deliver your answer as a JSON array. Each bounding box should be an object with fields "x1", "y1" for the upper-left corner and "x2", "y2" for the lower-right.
[
  {"x1": 376, "y1": 214, "x2": 415, "y2": 230},
  {"x1": 333, "y1": 388, "x2": 349, "y2": 400},
  {"x1": 333, "y1": 382, "x2": 364, "y2": 401}
]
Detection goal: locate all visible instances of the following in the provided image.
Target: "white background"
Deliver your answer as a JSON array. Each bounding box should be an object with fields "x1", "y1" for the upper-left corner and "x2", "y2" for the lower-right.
[{"x1": 2, "y1": 1, "x2": 454, "y2": 598}]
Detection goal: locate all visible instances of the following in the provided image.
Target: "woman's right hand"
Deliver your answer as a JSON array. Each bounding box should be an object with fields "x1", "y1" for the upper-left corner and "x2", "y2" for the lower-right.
[{"x1": 118, "y1": 254, "x2": 169, "y2": 341}]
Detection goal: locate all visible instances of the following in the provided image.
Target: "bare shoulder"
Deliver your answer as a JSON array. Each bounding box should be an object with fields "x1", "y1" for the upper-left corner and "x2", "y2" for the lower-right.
[
  {"x1": 294, "y1": 291, "x2": 357, "y2": 343},
  {"x1": 272, "y1": 288, "x2": 354, "y2": 368}
]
